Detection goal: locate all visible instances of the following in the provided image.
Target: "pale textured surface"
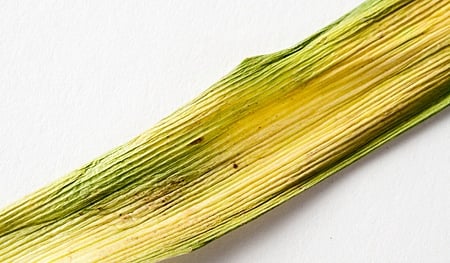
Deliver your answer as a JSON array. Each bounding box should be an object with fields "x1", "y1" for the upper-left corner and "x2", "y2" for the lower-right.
[{"x1": 0, "y1": 0, "x2": 449, "y2": 262}]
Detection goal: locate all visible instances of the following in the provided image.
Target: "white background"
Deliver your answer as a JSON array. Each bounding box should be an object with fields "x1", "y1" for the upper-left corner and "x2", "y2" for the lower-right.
[{"x1": 1, "y1": 1, "x2": 449, "y2": 262}]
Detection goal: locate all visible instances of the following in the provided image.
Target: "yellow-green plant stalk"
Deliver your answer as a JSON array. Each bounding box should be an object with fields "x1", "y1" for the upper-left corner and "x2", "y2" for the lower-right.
[{"x1": 1, "y1": 0, "x2": 449, "y2": 262}]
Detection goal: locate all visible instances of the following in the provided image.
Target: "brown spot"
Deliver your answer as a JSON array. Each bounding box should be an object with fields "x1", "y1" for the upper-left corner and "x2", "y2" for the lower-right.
[
  {"x1": 233, "y1": 163, "x2": 238, "y2": 169},
  {"x1": 122, "y1": 214, "x2": 132, "y2": 220},
  {"x1": 189, "y1": 137, "x2": 204, "y2": 146}
]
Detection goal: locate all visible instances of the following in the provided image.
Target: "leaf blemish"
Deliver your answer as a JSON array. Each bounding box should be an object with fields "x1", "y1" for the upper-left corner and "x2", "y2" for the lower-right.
[{"x1": 189, "y1": 137, "x2": 204, "y2": 146}]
